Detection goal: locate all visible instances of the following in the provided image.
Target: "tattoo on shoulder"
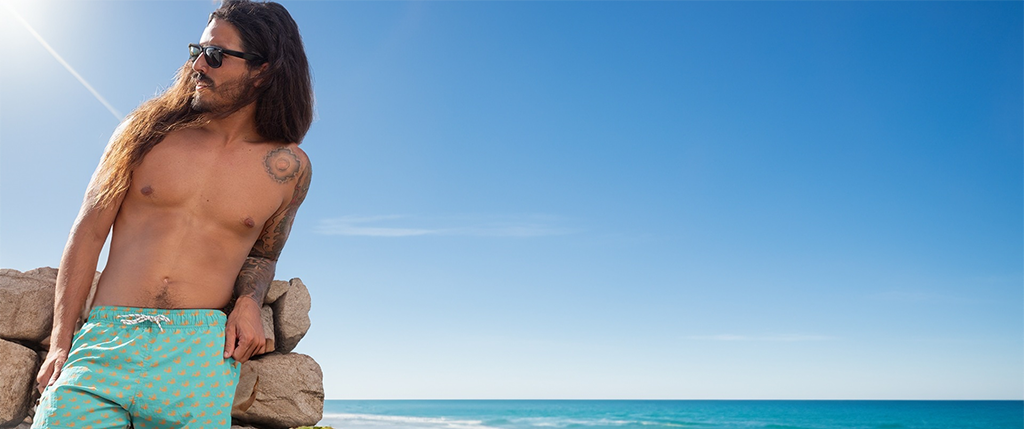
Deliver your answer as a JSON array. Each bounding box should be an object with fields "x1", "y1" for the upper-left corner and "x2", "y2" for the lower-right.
[{"x1": 264, "y1": 147, "x2": 302, "y2": 184}]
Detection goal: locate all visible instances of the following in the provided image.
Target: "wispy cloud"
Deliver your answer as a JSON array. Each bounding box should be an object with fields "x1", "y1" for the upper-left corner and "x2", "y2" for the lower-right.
[
  {"x1": 315, "y1": 214, "x2": 576, "y2": 238},
  {"x1": 5, "y1": 3, "x2": 122, "y2": 120},
  {"x1": 867, "y1": 290, "x2": 972, "y2": 304},
  {"x1": 316, "y1": 215, "x2": 436, "y2": 237},
  {"x1": 683, "y1": 334, "x2": 837, "y2": 342}
]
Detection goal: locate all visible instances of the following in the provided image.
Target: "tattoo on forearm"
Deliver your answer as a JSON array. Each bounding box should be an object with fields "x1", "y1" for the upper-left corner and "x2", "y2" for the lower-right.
[
  {"x1": 234, "y1": 256, "x2": 276, "y2": 305},
  {"x1": 264, "y1": 147, "x2": 301, "y2": 184}
]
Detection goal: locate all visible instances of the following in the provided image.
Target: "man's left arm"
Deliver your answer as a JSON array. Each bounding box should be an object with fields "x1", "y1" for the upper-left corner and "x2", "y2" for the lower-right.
[{"x1": 224, "y1": 151, "x2": 312, "y2": 363}]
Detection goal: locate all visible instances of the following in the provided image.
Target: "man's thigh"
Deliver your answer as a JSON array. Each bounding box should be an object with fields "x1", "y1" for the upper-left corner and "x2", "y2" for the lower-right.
[{"x1": 32, "y1": 321, "x2": 133, "y2": 429}]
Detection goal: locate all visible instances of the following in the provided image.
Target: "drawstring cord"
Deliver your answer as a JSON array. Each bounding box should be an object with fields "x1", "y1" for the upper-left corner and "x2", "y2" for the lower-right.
[{"x1": 117, "y1": 314, "x2": 171, "y2": 332}]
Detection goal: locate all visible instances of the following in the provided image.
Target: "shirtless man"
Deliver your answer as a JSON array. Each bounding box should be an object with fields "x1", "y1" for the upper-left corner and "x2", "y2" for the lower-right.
[{"x1": 32, "y1": 1, "x2": 312, "y2": 428}]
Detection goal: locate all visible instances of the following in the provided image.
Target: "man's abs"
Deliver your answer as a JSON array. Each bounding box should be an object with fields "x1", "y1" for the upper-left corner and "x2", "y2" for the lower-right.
[{"x1": 89, "y1": 209, "x2": 258, "y2": 310}]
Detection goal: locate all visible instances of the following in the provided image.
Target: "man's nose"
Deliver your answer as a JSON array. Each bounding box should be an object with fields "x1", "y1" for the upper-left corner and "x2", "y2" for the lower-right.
[{"x1": 192, "y1": 52, "x2": 210, "y2": 73}]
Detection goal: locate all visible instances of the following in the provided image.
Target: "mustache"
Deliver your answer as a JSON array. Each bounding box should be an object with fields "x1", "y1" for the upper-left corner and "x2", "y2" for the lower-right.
[{"x1": 192, "y1": 72, "x2": 214, "y2": 87}]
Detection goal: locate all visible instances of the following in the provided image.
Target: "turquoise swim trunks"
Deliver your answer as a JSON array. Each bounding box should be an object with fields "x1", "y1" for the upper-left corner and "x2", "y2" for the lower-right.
[{"x1": 32, "y1": 306, "x2": 241, "y2": 429}]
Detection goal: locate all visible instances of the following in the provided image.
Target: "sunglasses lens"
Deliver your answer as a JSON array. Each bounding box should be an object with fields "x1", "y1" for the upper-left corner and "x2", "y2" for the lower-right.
[
  {"x1": 188, "y1": 44, "x2": 223, "y2": 68},
  {"x1": 206, "y1": 47, "x2": 222, "y2": 68}
]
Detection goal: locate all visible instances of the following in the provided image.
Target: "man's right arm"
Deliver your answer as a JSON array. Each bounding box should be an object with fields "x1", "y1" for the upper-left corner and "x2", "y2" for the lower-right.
[{"x1": 36, "y1": 125, "x2": 128, "y2": 392}]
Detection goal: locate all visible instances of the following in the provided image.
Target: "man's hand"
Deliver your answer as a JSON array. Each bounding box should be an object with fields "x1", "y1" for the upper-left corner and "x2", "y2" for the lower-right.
[
  {"x1": 36, "y1": 347, "x2": 69, "y2": 393},
  {"x1": 224, "y1": 296, "x2": 266, "y2": 363}
]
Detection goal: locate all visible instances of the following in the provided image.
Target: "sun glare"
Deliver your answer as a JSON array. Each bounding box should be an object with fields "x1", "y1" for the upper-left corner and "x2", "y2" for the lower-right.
[
  {"x1": 2, "y1": 0, "x2": 122, "y2": 120},
  {"x1": 1, "y1": 2, "x2": 35, "y2": 58}
]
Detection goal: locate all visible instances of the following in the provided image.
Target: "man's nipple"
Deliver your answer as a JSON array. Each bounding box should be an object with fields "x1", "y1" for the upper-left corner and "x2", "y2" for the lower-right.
[
  {"x1": 141, "y1": 185, "x2": 153, "y2": 196},
  {"x1": 244, "y1": 217, "x2": 256, "y2": 228}
]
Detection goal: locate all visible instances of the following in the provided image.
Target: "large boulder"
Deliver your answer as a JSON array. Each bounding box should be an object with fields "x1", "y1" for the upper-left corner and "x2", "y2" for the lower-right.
[
  {"x1": 0, "y1": 270, "x2": 56, "y2": 343},
  {"x1": 0, "y1": 339, "x2": 40, "y2": 426},
  {"x1": 270, "y1": 278, "x2": 310, "y2": 353},
  {"x1": 0, "y1": 268, "x2": 102, "y2": 345},
  {"x1": 231, "y1": 353, "x2": 324, "y2": 429},
  {"x1": 22, "y1": 267, "x2": 58, "y2": 283}
]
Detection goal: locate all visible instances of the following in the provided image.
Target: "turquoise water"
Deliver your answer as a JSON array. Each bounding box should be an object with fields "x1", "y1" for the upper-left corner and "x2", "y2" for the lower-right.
[{"x1": 319, "y1": 400, "x2": 1023, "y2": 429}]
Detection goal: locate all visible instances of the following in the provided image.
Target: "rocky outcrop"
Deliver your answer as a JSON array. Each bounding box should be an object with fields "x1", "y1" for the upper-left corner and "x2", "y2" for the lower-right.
[
  {"x1": 231, "y1": 276, "x2": 323, "y2": 428},
  {"x1": 0, "y1": 271, "x2": 56, "y2": 344},
  {"x1": 0, "y1": 267, "x2": 324, "y2": 429},
  {"x1": 0, "y1": 339, "x2": 39, "y2": 426},
  {"x1": 230, "y1": 353, "x2": 324, "y2": 428}
]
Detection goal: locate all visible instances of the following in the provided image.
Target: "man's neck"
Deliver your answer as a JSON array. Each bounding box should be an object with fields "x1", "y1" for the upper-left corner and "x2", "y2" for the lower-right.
[{"x1": 202, "y1": 102, "x2": 264, "y2": 146}]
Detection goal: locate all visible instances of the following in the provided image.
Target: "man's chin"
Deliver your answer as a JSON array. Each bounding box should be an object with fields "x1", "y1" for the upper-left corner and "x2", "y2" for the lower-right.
[{"x1": 191, "y1": 96, "x2": 214, "y2": 113}]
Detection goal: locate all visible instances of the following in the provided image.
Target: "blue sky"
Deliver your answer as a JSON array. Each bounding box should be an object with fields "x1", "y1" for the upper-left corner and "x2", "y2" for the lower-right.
[{"x1": 1, "y1": 0, "x2": 1021, "y2": 400}]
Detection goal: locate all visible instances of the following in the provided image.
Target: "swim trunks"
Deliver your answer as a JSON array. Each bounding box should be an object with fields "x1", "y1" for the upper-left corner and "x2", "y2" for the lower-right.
[{"x1": 32, "y1": 306, "x2": 241, "y2": 429}]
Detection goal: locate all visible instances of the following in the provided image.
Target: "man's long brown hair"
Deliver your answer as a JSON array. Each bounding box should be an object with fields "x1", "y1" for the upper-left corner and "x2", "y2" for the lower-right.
[{"x1": 92, "y1": 0, "x2": 313, "y2": 210}]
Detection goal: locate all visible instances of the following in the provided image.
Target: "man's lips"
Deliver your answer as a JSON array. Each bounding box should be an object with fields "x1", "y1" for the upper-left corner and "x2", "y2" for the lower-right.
[{"x1": 193, "y1": 73, "x2": 214, "y2": 90}]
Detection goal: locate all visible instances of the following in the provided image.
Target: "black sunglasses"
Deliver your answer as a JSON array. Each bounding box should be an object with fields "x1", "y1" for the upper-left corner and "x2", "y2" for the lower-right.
[{"x1": 188, "y1": 43, "x2": 264, "y2": 68}]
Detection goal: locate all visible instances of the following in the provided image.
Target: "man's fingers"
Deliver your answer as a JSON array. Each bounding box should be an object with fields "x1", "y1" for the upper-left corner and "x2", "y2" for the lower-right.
[
  {"x1": 232, "y1": 330, "x2": 249, "y2": 362},
  {"x1": 234, "y1": 340, "x2": 249, "y2": 363},
  {"x1": 45, "y1": 361, "x2": 63, "y2": 391},
  {"x1": 224, "y1": 324, "x2": 236, "y2": 358},
  {"x1": 36, "y1": 366, "x2": 50, "y2": 389},
  {"x1": 36, "y1": 367, "x2": 51, "y2": 393},
  {"x1": 48, "y1": 368, "x2": 60, "y2": 386},
  {"x1": 242, "y1": 336, "x2": 258, "y2": 363}
]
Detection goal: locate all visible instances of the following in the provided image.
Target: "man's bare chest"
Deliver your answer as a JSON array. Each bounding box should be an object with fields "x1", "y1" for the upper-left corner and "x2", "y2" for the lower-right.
[{"x1": 126, "y1": 135, "x2": 290, "y2": 235}]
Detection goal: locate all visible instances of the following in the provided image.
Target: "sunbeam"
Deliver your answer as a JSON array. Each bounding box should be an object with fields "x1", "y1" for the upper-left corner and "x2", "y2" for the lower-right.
[{"x1": 4, "y1": 2, "x2": 123, "y2": 121}]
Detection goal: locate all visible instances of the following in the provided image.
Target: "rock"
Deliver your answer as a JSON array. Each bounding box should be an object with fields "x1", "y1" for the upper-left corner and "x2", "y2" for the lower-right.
[
  {"x1": 264, "y1": 280, "x2": 289, "y2": 305},
  {"x1": 260, "y1": 305, "x2": 275, "y2": 354},
  {"x1": 0, "y1": 270, "x2": 55, "y2": 343},
  {"x1": 0, "y1": 339, "x2": 40, "y2": 426},
  {"x1": 270, "y1": 278, "x2": 310, "y2": 353},
  {"x1": 0, "y1": 414, "x2": 34, "y2": 429},
  {"x1": 22, "y1": 267, "x2": 57, "y2": 283},
  {"x1": 231, "y1": 353, "x2": 324, "y2": 429},
  {"x1": 232, "y1": 362, "x2": 259, "y2": 414},
  {"x1": 229, "y1": 425, "x2": 261, "y2": 429}
]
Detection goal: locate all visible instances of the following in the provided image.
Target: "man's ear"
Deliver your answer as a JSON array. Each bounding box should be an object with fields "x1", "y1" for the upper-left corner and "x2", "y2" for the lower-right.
[{"x1": 252, "y1": 63, "x2": 270, "y2": 87}]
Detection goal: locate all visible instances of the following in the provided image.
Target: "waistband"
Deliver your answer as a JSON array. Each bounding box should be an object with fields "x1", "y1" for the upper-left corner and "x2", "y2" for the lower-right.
[{"x1": 87, "y1": 305, "x2": 226, "y2": 330}]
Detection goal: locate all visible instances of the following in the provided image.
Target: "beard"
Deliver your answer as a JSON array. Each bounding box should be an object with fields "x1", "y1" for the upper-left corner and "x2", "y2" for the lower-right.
[{"x1": 190, "y1": 72, "x2": 259, "y2": 116}]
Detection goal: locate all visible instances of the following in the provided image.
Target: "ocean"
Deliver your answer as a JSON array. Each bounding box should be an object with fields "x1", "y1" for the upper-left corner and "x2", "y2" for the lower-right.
[{"x1": 318, "y1": 400, "x2": 1023, "y2": 429}]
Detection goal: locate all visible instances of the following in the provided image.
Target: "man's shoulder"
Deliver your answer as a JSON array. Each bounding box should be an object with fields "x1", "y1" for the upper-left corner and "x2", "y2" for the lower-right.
[
  {"x1": 290, "y1": 143, "x2": 311, "y2": 171},
  {"x1": 280, "y1": 142, "x2": 311, "y2": 182},
  {"x1": 268, "y1": 142, "x2": 307, "y2": 177},
  {"x1": 260, "y1": 141, "x2": 310, "y2": 179}
]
